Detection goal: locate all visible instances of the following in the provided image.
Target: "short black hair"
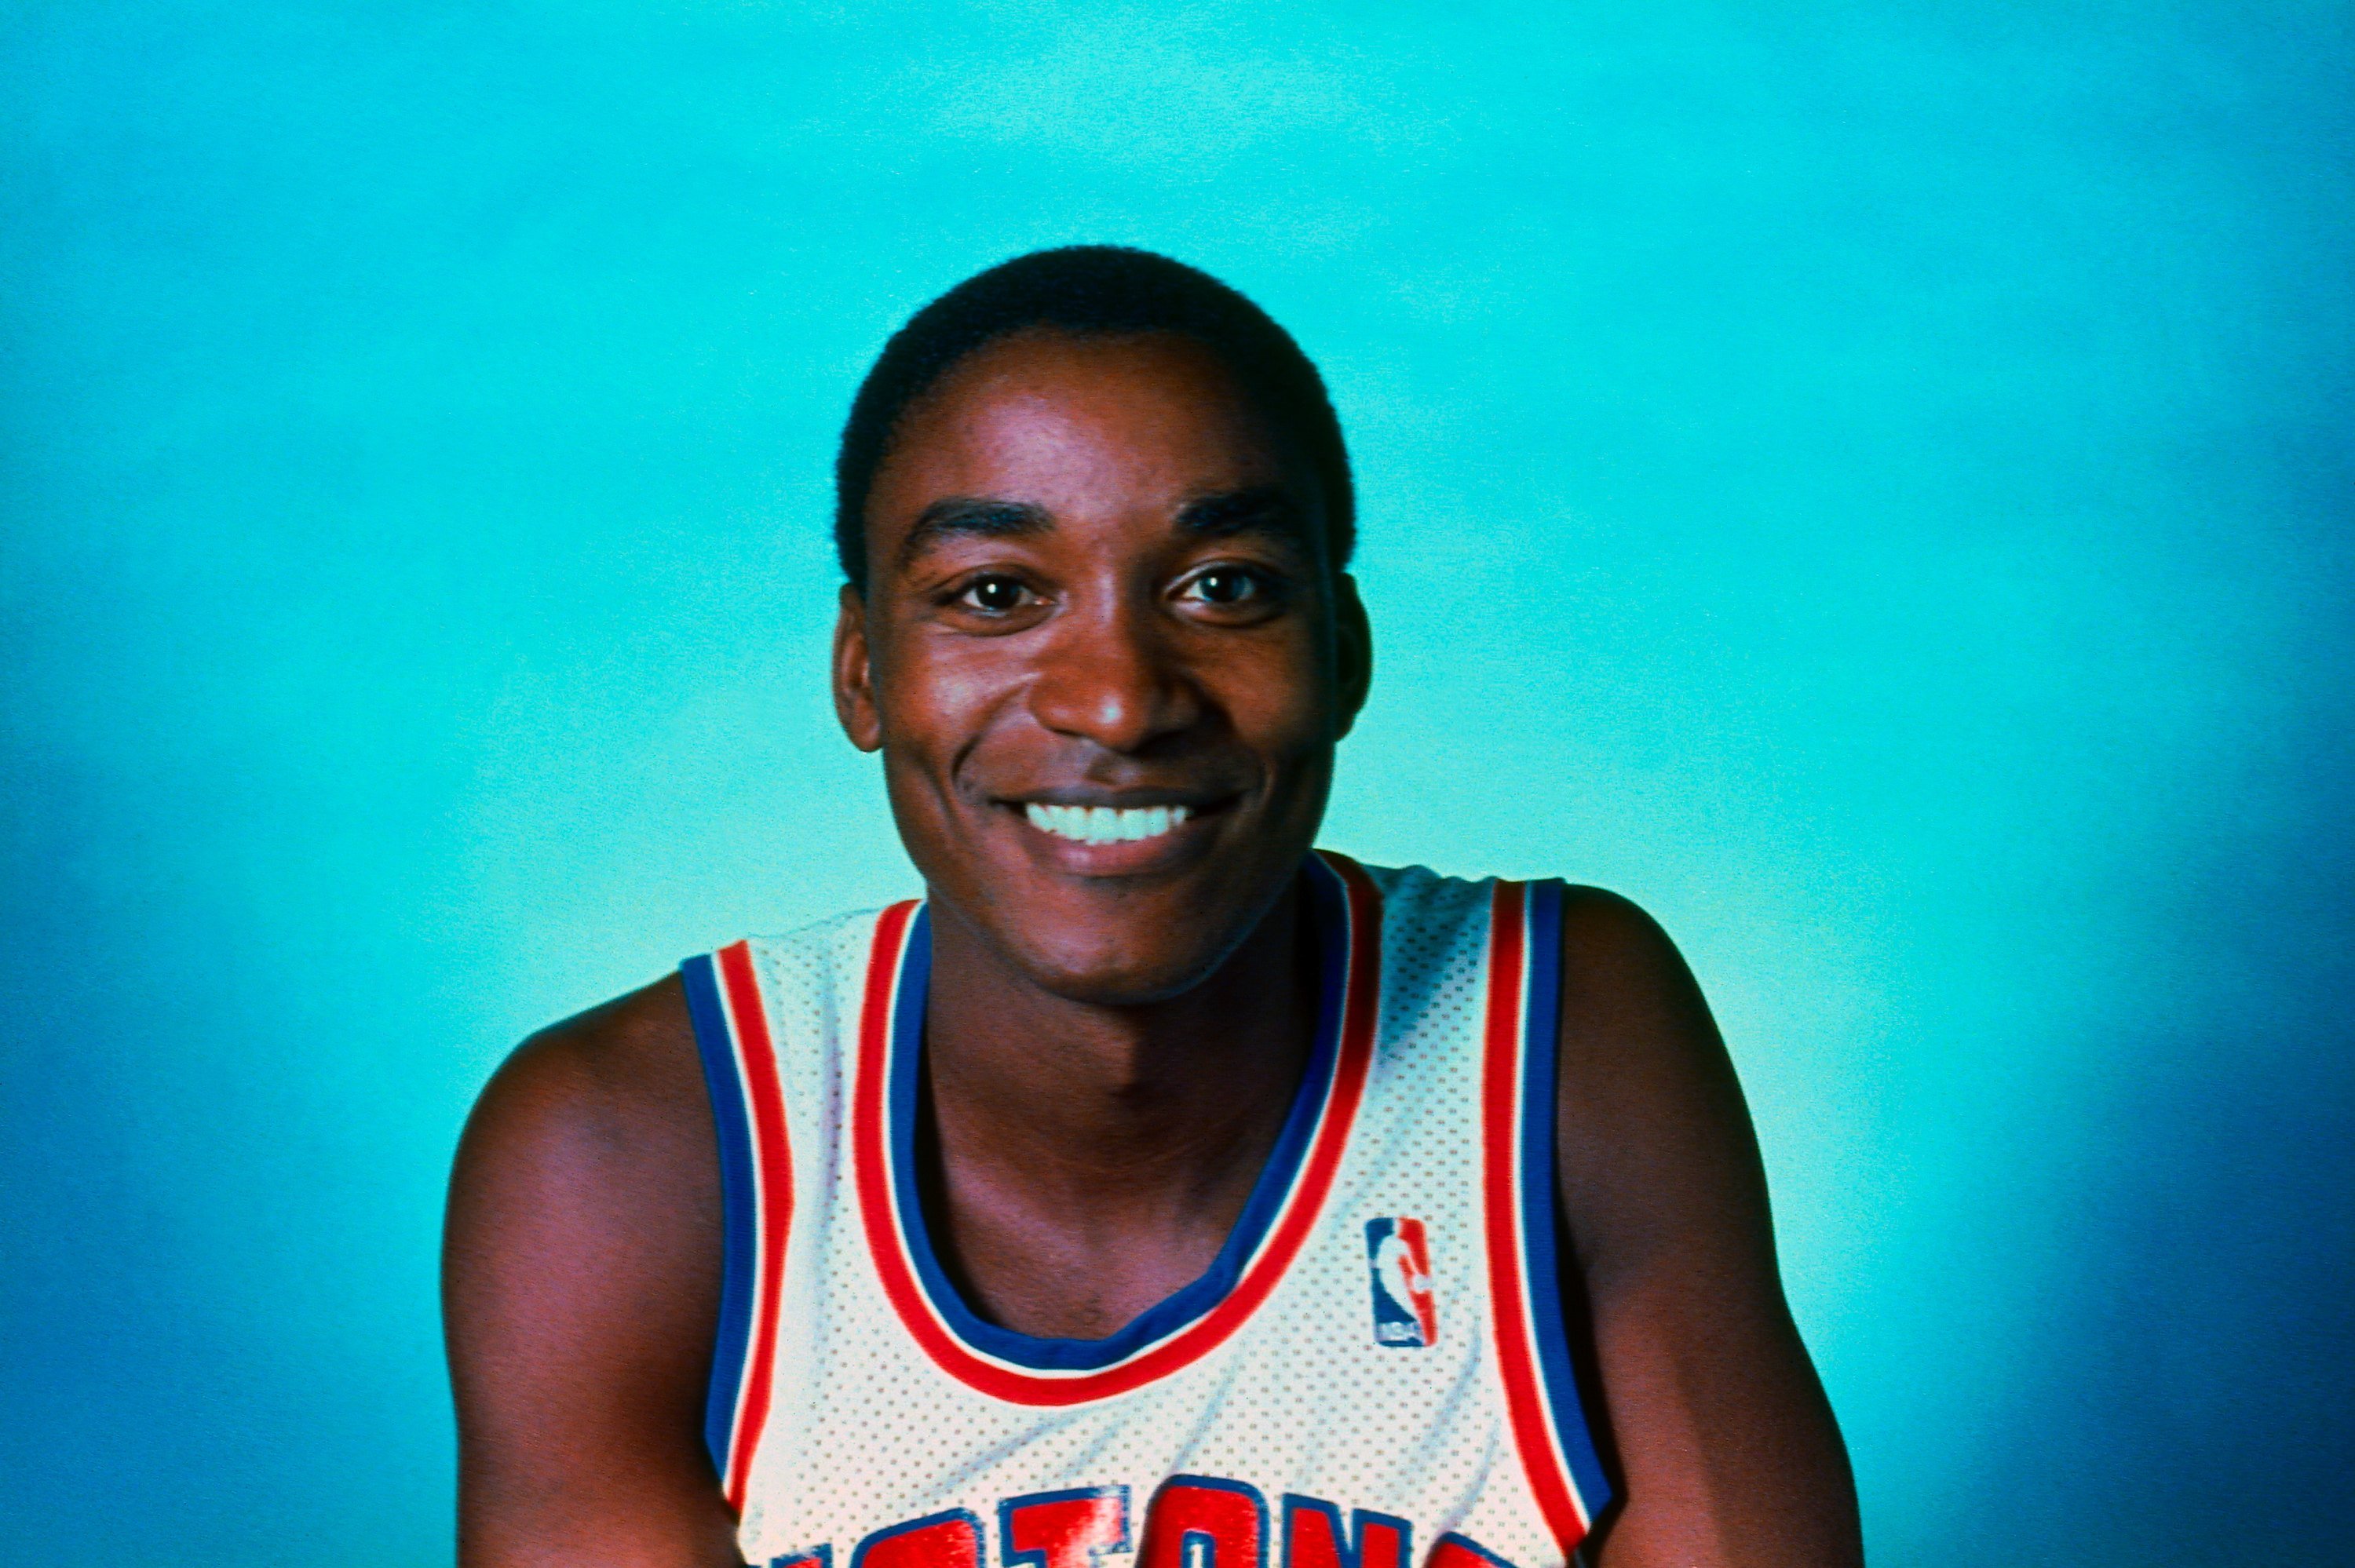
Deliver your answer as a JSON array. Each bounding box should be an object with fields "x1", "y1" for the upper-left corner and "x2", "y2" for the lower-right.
[{"x1": 834, "y1": 246, "x2": 1353, "y2": 590}]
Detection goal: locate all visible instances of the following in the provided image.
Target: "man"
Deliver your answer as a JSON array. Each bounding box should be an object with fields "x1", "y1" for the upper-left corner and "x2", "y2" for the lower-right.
[{"x1": 444, "y1": 247, "x2": 1863, "y2": 1568}]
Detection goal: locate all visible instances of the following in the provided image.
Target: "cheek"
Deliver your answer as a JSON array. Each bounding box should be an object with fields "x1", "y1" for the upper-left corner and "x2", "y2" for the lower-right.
[
  {"x1": 873, "y1": 635, "x2": 1042, "y2": 802},
  {"x1": 1225, "y1": 636, "x2": 1338, "y2": 753},
  {"x1": 874, "y1": 635, "x2": 1004, "y2": 740}
]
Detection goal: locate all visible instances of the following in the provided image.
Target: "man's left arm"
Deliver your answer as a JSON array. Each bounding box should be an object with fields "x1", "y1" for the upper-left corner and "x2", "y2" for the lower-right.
[{"x1": 1550, "y1": 888, "x2": 1864, "y2": 1567}]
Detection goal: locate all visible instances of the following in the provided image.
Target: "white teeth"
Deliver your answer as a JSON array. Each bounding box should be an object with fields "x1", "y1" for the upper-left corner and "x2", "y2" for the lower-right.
[{"x1": 1024, "y1": 801, "x2": 1191, "y2": 845}]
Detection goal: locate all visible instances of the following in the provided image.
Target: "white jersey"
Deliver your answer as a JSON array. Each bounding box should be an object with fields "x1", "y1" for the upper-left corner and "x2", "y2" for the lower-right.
[{"x1": 680, "y1": 853, "x2": 1610, "y2": 1568}]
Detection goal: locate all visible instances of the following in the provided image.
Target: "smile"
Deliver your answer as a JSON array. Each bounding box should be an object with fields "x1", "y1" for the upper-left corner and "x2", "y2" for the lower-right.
[{"x1": 1023, "y1": 802, "x2": 1192, "y2": 845}]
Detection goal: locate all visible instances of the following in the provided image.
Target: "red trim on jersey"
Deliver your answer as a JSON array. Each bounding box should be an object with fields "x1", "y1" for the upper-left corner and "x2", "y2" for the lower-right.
[
  {"x1": 853, "y1": 855, "x2": 1382, "y2": 1405},
  {"x1": 716, "y1": 939, "x2": 794, "y2": 1512},
  {"x1": 849, "y1": 893, "x2": 926, "y2": 1380},
  {"x1": 1479, "y1": 882, "x2": 1594, "y2": 1550}
]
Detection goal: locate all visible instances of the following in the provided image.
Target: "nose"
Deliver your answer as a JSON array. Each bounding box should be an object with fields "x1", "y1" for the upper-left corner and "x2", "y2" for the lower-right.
[{"x1": 1026, "y1": 593, "x2": 1203, "y2": 754}]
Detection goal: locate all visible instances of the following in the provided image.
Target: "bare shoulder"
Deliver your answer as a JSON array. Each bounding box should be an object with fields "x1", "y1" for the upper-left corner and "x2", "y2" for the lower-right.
[
  {"x1": 447, "y1": 975, "x2": 717, "y2": 1279},
  {"x1": 444, "y1": 975, "x2": 737, "y2": 1563},
  {"x1": 445, "y1": 970, "x2": 718, "y2": 1331},
  {"x1": 1546, "y1": 884, "x2": 1772, "y2": 1282},
  {"x1": 453, "y1": 975, "x2": 711, "y2": 1194},
  {"x1": 1553, "y1": 884, "x2": 1715, "y2": 1043},
  {"x1": 1543, "y1": 887, "x2": 1863, "y2": 1566}
]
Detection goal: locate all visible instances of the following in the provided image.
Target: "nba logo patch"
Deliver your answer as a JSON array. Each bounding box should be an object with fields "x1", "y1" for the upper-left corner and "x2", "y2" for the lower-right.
[{"x1": 1364, "y1": 1217, "x2": 1438, "y2": 1347}]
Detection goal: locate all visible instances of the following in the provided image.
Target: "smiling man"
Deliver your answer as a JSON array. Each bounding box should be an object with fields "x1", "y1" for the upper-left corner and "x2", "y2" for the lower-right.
[{"x1": 443, "y1": 248, "x2": 1863, "y2": 1568}]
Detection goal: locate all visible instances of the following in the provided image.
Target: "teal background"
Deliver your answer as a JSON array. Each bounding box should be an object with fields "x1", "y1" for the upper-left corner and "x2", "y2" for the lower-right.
[{"x1": 5, "y1": 3, "x2": 2350, "y2": 1563}]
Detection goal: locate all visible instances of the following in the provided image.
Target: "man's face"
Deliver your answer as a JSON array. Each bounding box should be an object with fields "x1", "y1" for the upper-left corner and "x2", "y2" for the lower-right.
[{"x1": 835, "y1": 328, "x2": 1369, "y2": 1005}]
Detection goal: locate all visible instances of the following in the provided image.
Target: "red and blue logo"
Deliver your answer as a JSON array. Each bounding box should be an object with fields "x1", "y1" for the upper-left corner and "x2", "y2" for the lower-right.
[{"x1": 1364, "y1": 1217, "x2": 1438, "y2": 1348}]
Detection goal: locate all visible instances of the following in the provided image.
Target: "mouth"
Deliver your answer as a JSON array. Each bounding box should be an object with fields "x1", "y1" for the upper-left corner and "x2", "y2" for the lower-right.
[
  {"x1": 995, "y1": 788, "x2": 1238, "y2": 868},
  {"x1": 1022, "y1": 800, "x2": 1192, "y2": 846}
]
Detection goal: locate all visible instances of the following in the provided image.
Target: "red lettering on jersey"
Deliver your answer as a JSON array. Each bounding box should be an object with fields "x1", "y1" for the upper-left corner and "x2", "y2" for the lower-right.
[
  {"x1": 1002, "y1": 1488, "x2": 1131, "y2": 1568},
  {"x1": 1141, "y1": 1477, "x2": 1269, "y2": 1568},
  {"x1": 854, "y1": 1511, "x2": 984, "y2": 1568},
  {"x1": 1280, "y1": 1497, "x2": 1409, "y2": 1568},
  {"x1": 1353, "y1": 1517, "x2": 1407, "y2": 1568}
]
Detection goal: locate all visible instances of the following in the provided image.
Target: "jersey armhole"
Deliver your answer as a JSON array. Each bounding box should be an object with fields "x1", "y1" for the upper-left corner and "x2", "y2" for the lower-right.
[
  {"x1": 680, "y1": 950, "x2": 759, "y2": 1484},
  {"x1": 1512, "y1": 880, "x2": 1616, "y2": 1533}
]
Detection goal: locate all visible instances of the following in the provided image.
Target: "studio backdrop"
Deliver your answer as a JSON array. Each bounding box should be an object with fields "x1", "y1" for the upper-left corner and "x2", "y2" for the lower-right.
[{"x1": 4, "y1": 4, "x2": 2349, "y2": 1564}]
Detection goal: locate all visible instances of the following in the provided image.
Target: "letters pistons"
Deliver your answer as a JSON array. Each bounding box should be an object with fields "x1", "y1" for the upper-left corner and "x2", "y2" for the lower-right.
[{"x1": 788, "y1": 1479, "x2": 1517, "y2": 1568}]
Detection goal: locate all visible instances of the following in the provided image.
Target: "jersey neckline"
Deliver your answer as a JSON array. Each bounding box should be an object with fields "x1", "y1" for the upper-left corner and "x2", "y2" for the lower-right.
[{"x1": 852, "y1": 849, "x2": 1383, "y2": 1404}]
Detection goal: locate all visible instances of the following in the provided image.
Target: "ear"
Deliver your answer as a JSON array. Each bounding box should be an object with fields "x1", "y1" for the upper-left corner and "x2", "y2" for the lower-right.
[
  {"x1": 1332, "y1": 571, "x2": 1373, "y2": 740},
  {"x1": 832, "y1": 583, "x2": 883, "y2": 753}
]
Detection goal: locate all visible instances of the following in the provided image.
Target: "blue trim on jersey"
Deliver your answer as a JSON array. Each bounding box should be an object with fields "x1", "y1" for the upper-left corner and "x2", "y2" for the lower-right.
[
  {"x1": 1514, "y1": 881, "x2": 1615, "y2": 1520},
  {"x1": 770, "y1": 1548, "x2": 834, "y2": 1568},
  {"x1": 681, "y1": 951, "x2": 758, "y2": 1478},
  {"x1": 885, "y1": 855, "x2": 1352, "y2": 1372}
]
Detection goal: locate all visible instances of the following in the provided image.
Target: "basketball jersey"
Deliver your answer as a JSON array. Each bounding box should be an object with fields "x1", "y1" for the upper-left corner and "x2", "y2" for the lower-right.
[{"x1": 679, "y1": 852, "x2": 1612, "y2": 1568}]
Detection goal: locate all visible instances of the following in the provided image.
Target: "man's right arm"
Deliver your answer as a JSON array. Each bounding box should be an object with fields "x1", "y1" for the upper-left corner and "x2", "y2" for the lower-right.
[{"x1": 443, "y1": 975, "x2": 744, "y2": 1568}]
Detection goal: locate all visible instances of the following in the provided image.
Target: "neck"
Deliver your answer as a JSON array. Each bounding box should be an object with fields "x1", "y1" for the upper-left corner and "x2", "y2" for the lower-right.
[{"x1": 915, "y1": 877, "x2": 1319, "y2": 1333}]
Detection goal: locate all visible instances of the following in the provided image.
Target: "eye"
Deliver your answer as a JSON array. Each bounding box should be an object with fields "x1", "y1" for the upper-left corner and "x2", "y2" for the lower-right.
[
  {"x1": 957, "y1": 574, "x2": 1032, "y2": 614},
  {"x1": 1181, "y1": 567, "x2": 1265, "y2": 606}
]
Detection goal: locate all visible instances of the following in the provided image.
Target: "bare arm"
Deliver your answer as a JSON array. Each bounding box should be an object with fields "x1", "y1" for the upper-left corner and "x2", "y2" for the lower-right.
[
  {"x1": 1552, "y1": 891, "x2": 1862, "y2": 1567},
  {"x1": 443, "y1": 975, "x2": 744, "y2": 1567}
]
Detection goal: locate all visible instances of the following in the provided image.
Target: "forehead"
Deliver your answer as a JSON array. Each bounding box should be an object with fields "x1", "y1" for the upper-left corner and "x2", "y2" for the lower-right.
[{"x1": 867, "y1": 330, "x2": 1302, "y2": 527}]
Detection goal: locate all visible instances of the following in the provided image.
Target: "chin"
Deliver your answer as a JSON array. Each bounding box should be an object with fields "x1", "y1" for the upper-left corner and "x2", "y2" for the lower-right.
[
  {"x1": 995, "y1": 914, "x2": 1243, "y2": 1008},
  {"x1": 904, "y1": 808, "x2": 1314, "y2": 1008}
]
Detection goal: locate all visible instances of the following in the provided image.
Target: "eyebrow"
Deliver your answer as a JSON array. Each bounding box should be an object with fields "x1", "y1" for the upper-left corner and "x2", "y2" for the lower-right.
[
  {"x1": 896, "y1": 497, "x2": 1052, "y2": 571},
  {"x1": 893, "y1": 485, "x2": 1313, "y2": 571},
  {"x1": 1175, "y1": 485, "x2": 1313, "y2": 550}
]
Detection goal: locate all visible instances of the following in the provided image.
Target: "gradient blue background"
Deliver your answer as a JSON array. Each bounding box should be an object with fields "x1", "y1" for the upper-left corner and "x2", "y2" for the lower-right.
[{"x1": 5, "y1": 4, "x2": 2349, "y2": 1562}]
